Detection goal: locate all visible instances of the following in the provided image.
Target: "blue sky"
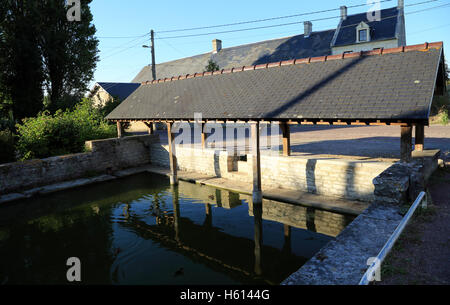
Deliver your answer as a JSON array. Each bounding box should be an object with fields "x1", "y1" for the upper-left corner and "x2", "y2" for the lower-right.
[{"x1": 90, "y1": 0, "x2": 450, "y2": 86}]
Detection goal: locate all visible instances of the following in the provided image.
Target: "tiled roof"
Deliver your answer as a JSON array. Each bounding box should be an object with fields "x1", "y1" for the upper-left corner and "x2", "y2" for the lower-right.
[
  {"x1": 106, "y1": 42, "x2": 444, "y2": 123},
  {"x1": 132, "y1": 30, "x2": 335, "y2": 83},
  {"x1": 332, "y1": 7, "x2": 399, "y2": 47},
  {"x1": 96, "y1": 82, "x2": 141, "y2": 101}
]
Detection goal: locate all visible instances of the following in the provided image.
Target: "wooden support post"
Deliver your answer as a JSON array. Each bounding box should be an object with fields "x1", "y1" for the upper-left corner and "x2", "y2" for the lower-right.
[
  {"x1": 415, "y1": 124, "x2": 424, "y2": 152},
  {"x1": 201, "y1": 123, "x2": 206, "y2": 149},
  {"x1": 251, "y1": 122, "x2": 262, "y2": 204},
  {"x1": 284, "y1": 224, "x2": 291, "y2": 238},
  {"x1": 143, "y1": 122, "x2": 153, "y2": 134},
  {"x1": 167, "y1": 122, "x2": 178, "y2": 185},
  {"x1": 280, "y1": 122, "x2": 291, "y2": 156},
  {"x1": 400, "y1": 126, "x2": 412, "y2": 163},
  {"x1": 116, "y1": 122, "x2": 123, "y2": 138}
]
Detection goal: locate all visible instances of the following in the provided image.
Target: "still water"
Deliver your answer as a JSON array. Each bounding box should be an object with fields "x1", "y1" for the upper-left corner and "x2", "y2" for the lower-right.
[{"x1": 0, "y1": 172, "x2": 354, "y2": 284}]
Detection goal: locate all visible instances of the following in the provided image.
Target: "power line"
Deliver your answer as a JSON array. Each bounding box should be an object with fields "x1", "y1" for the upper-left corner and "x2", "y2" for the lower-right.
[
  {"x1": 155, "y1": 0, "x2": 441, "y2": 40},
  {"x1": 156, "y1": 15, "x2": 340, "y2": 40},
  {"x1": 97, "y1": 0, "x2": 447, "y2": 61},
  {"x1": 101, "y1": 36, "x2": 149, "y2": 60},
  {"x1": 98, "y1": 33, "x2": 149, "y2": 39},
  {"x1": 95, "y1": 0, "x2": 395, "y2": 39},
  {"x1": 157, "y1": 0, "x2": 395, "y2": 34}
]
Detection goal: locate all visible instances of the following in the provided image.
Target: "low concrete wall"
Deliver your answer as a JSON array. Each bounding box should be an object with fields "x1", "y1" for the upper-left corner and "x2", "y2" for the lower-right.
[
  {"x1": 150, "y1": 144, "x2": 393, "y2": 202},
  {"x1": 0, "y1": 135, "x2": 157, "y2": 194}
]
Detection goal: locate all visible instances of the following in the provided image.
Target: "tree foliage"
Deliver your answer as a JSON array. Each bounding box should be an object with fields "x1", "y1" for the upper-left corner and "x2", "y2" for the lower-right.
[
  {"x1": 0, "y1": 0, "x2": 99, "y2": 121},
  {"x1": 0, "y1": 0, "x2": 44, "y2": 121},
  {"x1": 37, "y1": 0, "x2": 99, "y2": 112},
  {"x1": 204, "y1": 59, "x2": 220, "y2": 72}
]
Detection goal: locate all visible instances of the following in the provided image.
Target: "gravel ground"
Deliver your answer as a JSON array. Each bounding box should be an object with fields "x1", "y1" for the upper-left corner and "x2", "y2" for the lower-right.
[{"x1": 376, "y1": 167, "x2": 450, "y2": 285}]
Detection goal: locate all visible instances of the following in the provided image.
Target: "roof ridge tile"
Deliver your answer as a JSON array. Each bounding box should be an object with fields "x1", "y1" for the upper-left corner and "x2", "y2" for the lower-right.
[{"x1": 140, "y1": 42, "x2": 443, "y2": 86}]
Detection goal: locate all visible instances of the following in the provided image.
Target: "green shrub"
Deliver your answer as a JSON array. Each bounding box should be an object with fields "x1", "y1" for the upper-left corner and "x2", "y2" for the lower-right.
[
  {"x1": 16, "y1": 99, "x2": 116, "y2": 160},
  {"x1": 0, "y1": 130, "x2": 16, "y2": 164}
]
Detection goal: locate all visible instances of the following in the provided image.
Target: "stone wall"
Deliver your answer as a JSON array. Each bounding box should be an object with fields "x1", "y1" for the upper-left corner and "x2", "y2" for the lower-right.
[
  {"x1": 373, "y1": 151, "x2": 440, "y2": 205},
  {"x1": 150, "y1": 144, "x2": 393, "y2": 202},
  {"x1": 0, "y1": 135, "x2": 157, "y2": 194}
]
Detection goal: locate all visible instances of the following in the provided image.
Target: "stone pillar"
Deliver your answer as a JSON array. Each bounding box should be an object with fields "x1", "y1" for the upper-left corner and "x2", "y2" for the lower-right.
[
  {"x1": 415, "y1": 124, "x2": 424, "y2": 152},
  {"x1": 400, "y1": 126, "x2": 412, "y2": 163},
  {"x1": 167, "y1": 122, "x2": 178, "y2": 185},
  {"x1": 251, "y1": 122, "x2": 262, "y2": 204},
  {"x1": 280, "y1": 122, "x2": 291, "y2": 156},
  {"x1": 116, "y1": 122, "x2": 123, "y2": 138}
]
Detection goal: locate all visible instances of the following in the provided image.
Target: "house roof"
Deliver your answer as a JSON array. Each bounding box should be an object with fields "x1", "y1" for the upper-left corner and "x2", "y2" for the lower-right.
[
  {"x1": 106, "y1": 42, "x2": 443, "y2": 121},
  {"x1": 332, "y1": 7, "x2": 400, "y2": 47},
  {"x1": 96, "y1": 82, "x2": 141, "y2": 101},
  {"x1": 106, "y1": 42, "x2": 444, "y2": 124},
  {"x1": 132, "y1": 29, "x2": 336, "y2": 83}
]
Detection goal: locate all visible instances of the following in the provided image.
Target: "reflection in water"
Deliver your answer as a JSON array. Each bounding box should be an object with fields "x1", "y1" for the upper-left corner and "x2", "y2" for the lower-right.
[
  {"x1": 253, "y1": 202, "x2": 263, "y2": 276},
  {"x1": 283, "y1": 225, "x2": 292, "y2": 255},
  {"x1": 204, "y1": 204, "x2": 212, "y2": 228},
  {"x1": 0, "y1": 172, "x2": 354, "y2": 284}
]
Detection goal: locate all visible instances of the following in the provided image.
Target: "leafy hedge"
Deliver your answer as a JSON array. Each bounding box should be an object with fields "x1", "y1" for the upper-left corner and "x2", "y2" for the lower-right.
[{"x1": 16, "y1": 98, "x2": 116, "y2": 160}]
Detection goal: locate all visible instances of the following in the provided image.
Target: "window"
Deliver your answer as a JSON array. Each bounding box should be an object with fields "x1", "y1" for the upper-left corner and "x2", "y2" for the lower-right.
[
  {"x1": 356, "y1": 22, "x2": 370, "y2": 43},
  {"x1": 359, "y1": 29, "x2": 368, "y2": 42}
]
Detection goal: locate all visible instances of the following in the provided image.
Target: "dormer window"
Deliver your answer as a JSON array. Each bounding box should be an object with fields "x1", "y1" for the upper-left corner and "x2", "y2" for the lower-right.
[{"x1": 356, "y1": 21, "x2": 371, "y2": 43}]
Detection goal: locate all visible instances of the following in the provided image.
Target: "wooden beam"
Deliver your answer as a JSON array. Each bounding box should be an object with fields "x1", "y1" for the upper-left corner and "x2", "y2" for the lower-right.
[
  {"x1": 400, "y1": 126, "x2": 412, "y2": 163},
  {"x1": 415, "y1": 124, "x2": 424, "y2": 152},
  {"x1": 143, "y1": 122, "x2": 153, "y2": 134},
  {"x1": 167, "y1": 122, "x2": 178, "y2": 185},
  {"x1": 251, "y1": 122, "x2": 262, "y2": 204},
  {"x1": 280, "y1": 122, "x2": 291, "y2": 156},
  {"x1": 116, "y1": 121, "x2": 123, "y2": 138},
  {"x1": 201, "y1": 123, "x2": 207, "y2": 149}
]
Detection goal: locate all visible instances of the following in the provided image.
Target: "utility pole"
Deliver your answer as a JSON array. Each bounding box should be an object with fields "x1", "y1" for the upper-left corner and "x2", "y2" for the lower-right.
[
  {"x1": 150, "y1": 29, "x2": 156, "y2": 81},
  {"x1": 143, "y1": 30, "x2": 157, "y2": 81}
]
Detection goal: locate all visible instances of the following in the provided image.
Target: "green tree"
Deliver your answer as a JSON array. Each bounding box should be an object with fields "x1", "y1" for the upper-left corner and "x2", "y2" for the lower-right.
[
  {"x1": 0, "y1": 0, "x2": 44, "y2": 121},
  {"x1": 205, "y1": 59, "x2": 220, "y2": 72},
  {"x1": 37, "y1": 0, "x2": 99, "y2": 112},
  {"x1": 0, "y1": 0, "x2": 99, "y2": 121}
]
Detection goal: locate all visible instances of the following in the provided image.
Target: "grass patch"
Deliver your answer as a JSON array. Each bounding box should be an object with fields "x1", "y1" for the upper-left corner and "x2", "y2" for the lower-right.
[{"x1": 430, "y1": 92, "x2": 449, "y2": 125}]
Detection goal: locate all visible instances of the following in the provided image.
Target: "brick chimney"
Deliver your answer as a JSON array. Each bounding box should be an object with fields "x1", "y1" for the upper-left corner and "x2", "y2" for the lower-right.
[
  {"x1": 304, "y1": 21, "x2": 312, "y2": 37},
  {"x1": 212, "y1": 39, "x2": 222, "y2": 53},
  {"x1": 340, "y1": 6, "x2": 347, "y2": 21}
]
